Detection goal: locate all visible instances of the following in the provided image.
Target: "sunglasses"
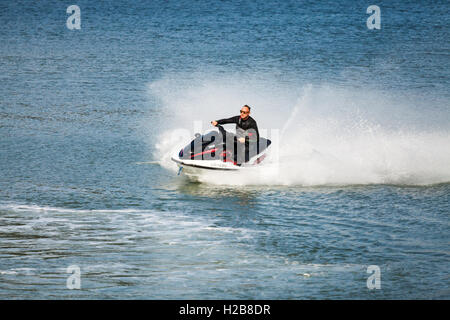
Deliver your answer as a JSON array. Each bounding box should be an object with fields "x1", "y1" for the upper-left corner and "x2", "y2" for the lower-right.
[{"x1": 240, "y1": 110, "x2": 249, "y2": 114}]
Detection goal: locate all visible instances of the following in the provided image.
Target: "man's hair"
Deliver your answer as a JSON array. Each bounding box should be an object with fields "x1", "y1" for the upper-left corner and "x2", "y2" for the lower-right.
[{"x1": 243, "y1": 105, "x2": 251, "y2": 111}]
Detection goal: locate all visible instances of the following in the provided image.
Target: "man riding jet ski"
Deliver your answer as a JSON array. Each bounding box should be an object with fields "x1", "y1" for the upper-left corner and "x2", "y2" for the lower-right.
[
  {"x1": 171, "y1": 105, "x2": 271, "y2": 175},
  {"x1": 211, "y1": 105, "x2": 259, "y2": 165}
]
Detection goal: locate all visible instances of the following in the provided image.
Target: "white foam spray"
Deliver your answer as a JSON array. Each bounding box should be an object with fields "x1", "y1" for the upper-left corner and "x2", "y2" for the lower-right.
[{"x1": 147, "y1": 72, "x2": 450, "y2": 186}]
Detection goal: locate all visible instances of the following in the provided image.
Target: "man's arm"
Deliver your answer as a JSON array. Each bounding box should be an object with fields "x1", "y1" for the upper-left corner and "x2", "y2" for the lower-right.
[{"x1": 215, "y1": 116, "x2": 240, "y2": 126}]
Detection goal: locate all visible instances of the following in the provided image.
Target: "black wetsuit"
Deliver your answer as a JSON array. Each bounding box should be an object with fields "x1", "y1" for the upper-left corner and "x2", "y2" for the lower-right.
[
  {"x1": 216, "y1": 116, "x2": 259, "y2": 164},
  {"x1": 216, "y1": 116, "x2": 259, "y2": 142}
]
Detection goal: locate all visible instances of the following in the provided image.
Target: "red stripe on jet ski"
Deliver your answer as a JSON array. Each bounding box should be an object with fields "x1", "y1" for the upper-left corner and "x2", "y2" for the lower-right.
[
  {"x1": 253, "y1": 153, "x2": 266, "y2": 165},
  {"x1": 221, "y1": 151, "x2": 237, "y2": 165},
  {"x1": 190, "y1": 148, "x2": 218, "y2": 159}
]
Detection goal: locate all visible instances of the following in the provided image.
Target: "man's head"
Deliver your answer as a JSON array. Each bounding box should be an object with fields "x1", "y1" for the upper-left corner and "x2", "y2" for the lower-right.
[{"x1": 240, "y1": 105, "x2": 251, "y2": 120}]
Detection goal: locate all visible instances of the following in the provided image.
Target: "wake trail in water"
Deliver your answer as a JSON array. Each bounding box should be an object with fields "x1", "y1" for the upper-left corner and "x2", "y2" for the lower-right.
[{"x1": 146, "y1": 72, "x2": 450, "y2": 186}]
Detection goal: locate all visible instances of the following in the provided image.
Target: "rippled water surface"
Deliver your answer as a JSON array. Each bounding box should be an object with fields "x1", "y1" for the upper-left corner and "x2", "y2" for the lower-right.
[{"x1": 0, "y1": 0, "x2": 449, "y2": 299}]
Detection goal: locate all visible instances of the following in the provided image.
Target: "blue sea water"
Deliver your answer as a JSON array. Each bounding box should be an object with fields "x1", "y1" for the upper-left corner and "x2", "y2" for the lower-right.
[{"x1": 0, "y1": 0, "x2": 449, "y2": 299}]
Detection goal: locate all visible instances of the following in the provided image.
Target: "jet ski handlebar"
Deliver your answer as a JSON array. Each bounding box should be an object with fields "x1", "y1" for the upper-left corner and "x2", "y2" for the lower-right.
[{"x1": 215, "y1": 124, "x2": 227, "y2": 136}]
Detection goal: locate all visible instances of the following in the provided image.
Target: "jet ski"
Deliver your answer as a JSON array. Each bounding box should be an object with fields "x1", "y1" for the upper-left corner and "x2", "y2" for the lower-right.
[{"x1": 171, "y1": 125, "x2": 271, "y2": 176}]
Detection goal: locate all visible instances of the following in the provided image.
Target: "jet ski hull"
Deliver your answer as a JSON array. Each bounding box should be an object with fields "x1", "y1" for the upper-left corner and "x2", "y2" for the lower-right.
[
  {"x1": 171, "y1": 157, "x2": 240, "y2": 171},
  {"x1": 171, "y1": 126, "x2": 271, "y2": 176}
]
